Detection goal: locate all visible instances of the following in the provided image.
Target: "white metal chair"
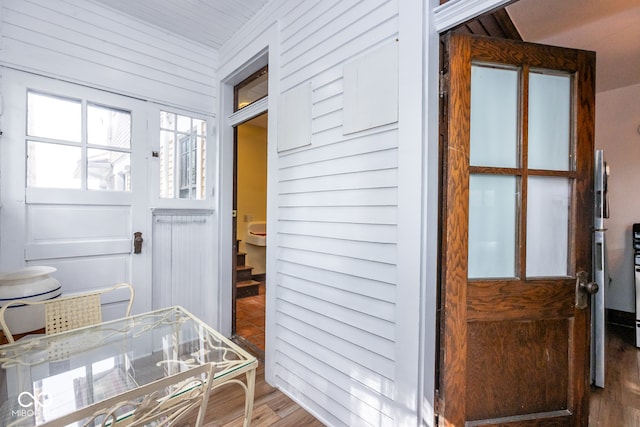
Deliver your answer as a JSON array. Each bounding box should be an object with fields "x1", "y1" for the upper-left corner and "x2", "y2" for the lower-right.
[
  {"x1": 49, "y1": 363, "x2": 215, "y2": 427},
  {"x1": 0, "y1": 282, "x2": 134, "y2": 343}
]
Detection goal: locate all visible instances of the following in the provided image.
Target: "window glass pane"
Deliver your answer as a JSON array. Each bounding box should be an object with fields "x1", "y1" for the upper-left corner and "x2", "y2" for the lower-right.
[
  {"x1": 179, "y1": 134, "x2": 194, "y2": 198},
  {"x1": 468, "y1": 174, "x2": 517, "y2": 278},
  {"x1": 87, "y1": 149, "x2": 130, "y2": 191},
  {"x1": 528, "y1": 72, "x2": 571, "y2": 171},
  {"x1": 470, "y1": 65, "x2": 519, "y2": 168},
  {"x1": 159, "y1": 112, "x2": 206, "y2": 200},
  {"x1": 196, "y1": 136, "x2": 206, "y2": 199},
  {"x1": 177, "y1": 115, "x2": 191, "y2": 133},
  {"x1": 526, "y1": 176, "x2": 570, "y2": 277},
  {"x1": 87, "y1": 104, "x2": 131, "y2": 149},
  {"x1": 235, "y1": 67, "x2": 268, "y2": 111},
  {"x1": 193, "y1": 118, "x2": 206, "y2": 136},
  {"x1": 27, "y1": 141, "x2": 81, "y2": 188},
  {"x1": 160, "y1": 111, "x2": 175, "y2": 130},
  {"x1": 27, "y1": 92, "x2": 81, "y2": 142},
  {"x1": 159, "y1": 130, "x2": 175, "y2": 198}
]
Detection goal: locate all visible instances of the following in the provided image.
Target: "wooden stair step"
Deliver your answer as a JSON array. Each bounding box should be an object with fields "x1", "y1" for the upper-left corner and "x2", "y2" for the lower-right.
[
  {"x1": 237, "y1": 252, "x2": 247, "y2": 266},
  {"x1": 236, "y1": 265, "x2": 253, "y2": 281},
  {"x1": 237, "y1": 280, "x2": 260, "y2": 298}
]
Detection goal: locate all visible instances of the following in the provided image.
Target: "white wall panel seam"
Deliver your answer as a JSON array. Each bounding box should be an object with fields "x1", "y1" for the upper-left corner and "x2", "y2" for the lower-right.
[
  {"x1": 275, "y1": 324, "x2": 396, "y2": 389},
  {"x1": 280, "y1": 0, "x2": 357, "y2": 55},
  {"x1": 275, "y1": 350, "x2": 394, "y2": 425},
  {"x1": 2, "y1": 0, "x2": 217, "y2": 113},
  {"x1": 277, "y1": 130, "x2": 398, "y2": 166},
  {"x1": 277, "y1": 275, "x2": 396, "y2": 323},
  {"x1": 71, "y1": 0, "x2": 219, "y2": 57},
  {"x1": 1, "y1": 29, "x2": 214, "y2": 94},
  {"x1": 280, "y1": 0, "x2": 392, "y2": 64},
  {"x1": 2, "y1": 4, "x2": 217, "y2": 73}
]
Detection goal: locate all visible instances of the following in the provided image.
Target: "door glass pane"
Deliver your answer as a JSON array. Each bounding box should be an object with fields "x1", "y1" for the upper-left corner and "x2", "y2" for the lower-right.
[
  {"x1": 468, "y1": 174, "x2": 517, "y2": 278},
  {"x1": 528, "y1": 72, "x2": 571, "y2": 171},
  {"x1": 159, "y1": 111, "x2": 206, "y2": 200},
  {"x1": 87, "y1": 104, "x2": 131, "y2": 149},
  {"x1": 177, "y1": 114, "x2": 193, "y2": 133},
  {"x1": 159, "y1": 130, "x2": 175, "y2": 198},
  {"x1": 470, "y1": 65, "x2": 519, "y2": 168},
  {"x1": 27, "y1": 141, "x2": 81, "y2": 188},
  {"x1": 87, "y1": 149, "x2": 131, "y2": 191},
  {"x1": 526, "y1": 176, "x2": 570, "y2": 277},
  {"x1": 193, "y1": 118, "x2": 206, "y2": 136},
  {"x1": 27, "y1": 92, "x2": 81, "y2": 142}
]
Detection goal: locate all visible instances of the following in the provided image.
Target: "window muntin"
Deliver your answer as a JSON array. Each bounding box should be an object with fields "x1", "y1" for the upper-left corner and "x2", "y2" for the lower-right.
[
  {"x1": 26, "y1": 91, "x2": 132, "y2": 191},
  {"x1": 159, "y1": 111, "x2": 206, "y2": 200}
]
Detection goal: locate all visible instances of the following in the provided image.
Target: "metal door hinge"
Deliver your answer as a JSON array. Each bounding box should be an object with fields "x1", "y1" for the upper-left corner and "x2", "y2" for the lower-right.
[
  {"x1": 439, "y1": 71, "x2": 448, "y2": 98},
  {"x1": 434, "y1": 389, "x2": 443, "y2": 418},
  {"x1": 232, "y1": 210, "x2": 237, "y2": 218}
]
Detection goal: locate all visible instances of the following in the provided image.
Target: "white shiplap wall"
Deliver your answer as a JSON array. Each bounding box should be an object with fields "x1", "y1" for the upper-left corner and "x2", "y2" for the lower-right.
[
  {"x1": 277, "y1": 0, "x2": 400, "y2": 422},
  {"x1": 220, "y1": 1, "x2": 408, "y2": 426},
  {"x1": 0, "y1": 0, "x2": 218, "y2": 113}
]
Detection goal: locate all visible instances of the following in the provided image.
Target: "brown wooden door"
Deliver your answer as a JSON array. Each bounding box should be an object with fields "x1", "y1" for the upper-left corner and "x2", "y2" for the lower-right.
[{"x1": 438, "y1": 33, "x2": 596, "y2": 426}]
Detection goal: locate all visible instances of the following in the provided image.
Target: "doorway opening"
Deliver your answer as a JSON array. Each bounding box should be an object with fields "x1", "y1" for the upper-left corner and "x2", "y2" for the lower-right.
[
  {"x1": 233, "y1": 112, "x2": 268, "y2": 356},
  {"x1": 225, "y1": 60, "x2": 268, "y2": 357}
]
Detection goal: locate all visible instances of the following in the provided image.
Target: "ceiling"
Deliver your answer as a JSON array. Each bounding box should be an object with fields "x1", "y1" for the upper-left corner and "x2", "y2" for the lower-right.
[
  {"x1": 92, "y1": 0, "x2": 639, "y2": 93},
  {"x1": 92, "y1": 0, "x2": 270, "y2": 50},
  {"x1": 507, "y1": 0, "x2": 640, "y2": 93}
]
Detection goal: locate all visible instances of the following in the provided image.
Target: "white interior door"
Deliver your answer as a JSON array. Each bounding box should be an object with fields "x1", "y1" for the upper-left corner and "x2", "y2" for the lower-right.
[{"x1": 0, "y1": 69, "x2": 151, "y2": 317}]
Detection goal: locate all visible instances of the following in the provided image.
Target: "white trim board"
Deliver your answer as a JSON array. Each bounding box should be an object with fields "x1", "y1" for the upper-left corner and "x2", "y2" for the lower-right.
[{"x1": 433, "y1": 0, "x2": 513, "y2": 32}]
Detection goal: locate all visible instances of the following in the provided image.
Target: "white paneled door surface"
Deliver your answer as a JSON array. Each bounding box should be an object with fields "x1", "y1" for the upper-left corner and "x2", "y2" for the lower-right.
[{"x1": 0, "y1": 70, "x2": 150, "y2": 318}]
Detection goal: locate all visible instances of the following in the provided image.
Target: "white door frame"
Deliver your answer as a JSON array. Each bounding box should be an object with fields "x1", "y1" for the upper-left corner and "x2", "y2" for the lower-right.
[
  {"x1": 433, "y1": 0, "x2": 513, "y2": 32},
  {"x1": 216, "y1": 24, "x2": 279, "y2": 360}
]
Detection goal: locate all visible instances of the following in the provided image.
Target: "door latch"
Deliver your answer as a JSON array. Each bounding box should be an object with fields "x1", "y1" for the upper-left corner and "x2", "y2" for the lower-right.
[
  {"x1": 575, "y1": 270, "x2": 599, "y2": 309},
  {"x1": 133, "y1": 232, "x2": 143, "y2": 254}
]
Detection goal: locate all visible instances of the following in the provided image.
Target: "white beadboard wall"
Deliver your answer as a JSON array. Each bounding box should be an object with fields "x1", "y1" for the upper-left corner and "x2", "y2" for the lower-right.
[
  {"x1": 221, "y1": 1, "x2": 403, "y2": 425},
  {"x1": 152, "y1": 212, "x2": 215, "y2": 327},
  {"x1": 0, "y1": 0, "x2": 218, "y2": 113}
]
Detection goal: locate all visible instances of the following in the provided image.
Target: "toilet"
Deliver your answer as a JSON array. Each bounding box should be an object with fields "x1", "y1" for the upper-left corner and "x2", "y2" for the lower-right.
[{"x1": 245, "y1": 221, "x2": 266, "y2": 276}]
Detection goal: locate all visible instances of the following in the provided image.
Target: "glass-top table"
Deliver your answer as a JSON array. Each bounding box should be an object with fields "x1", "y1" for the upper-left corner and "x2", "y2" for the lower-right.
[{"x1": 0, "y1": 306, "x2": 258, "y2": 427}]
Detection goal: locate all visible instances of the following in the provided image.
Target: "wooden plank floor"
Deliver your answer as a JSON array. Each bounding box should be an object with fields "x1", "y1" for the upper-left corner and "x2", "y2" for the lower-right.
[
  {"x1": 192, "y1": 363, "x2": 324, "y2": 427},
  {"x1": 188, "y1": 321, "x2": 636, "y2": 426},
  {"x1": 589, "y1": 323, "x2": 640, "y2": 426}
]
